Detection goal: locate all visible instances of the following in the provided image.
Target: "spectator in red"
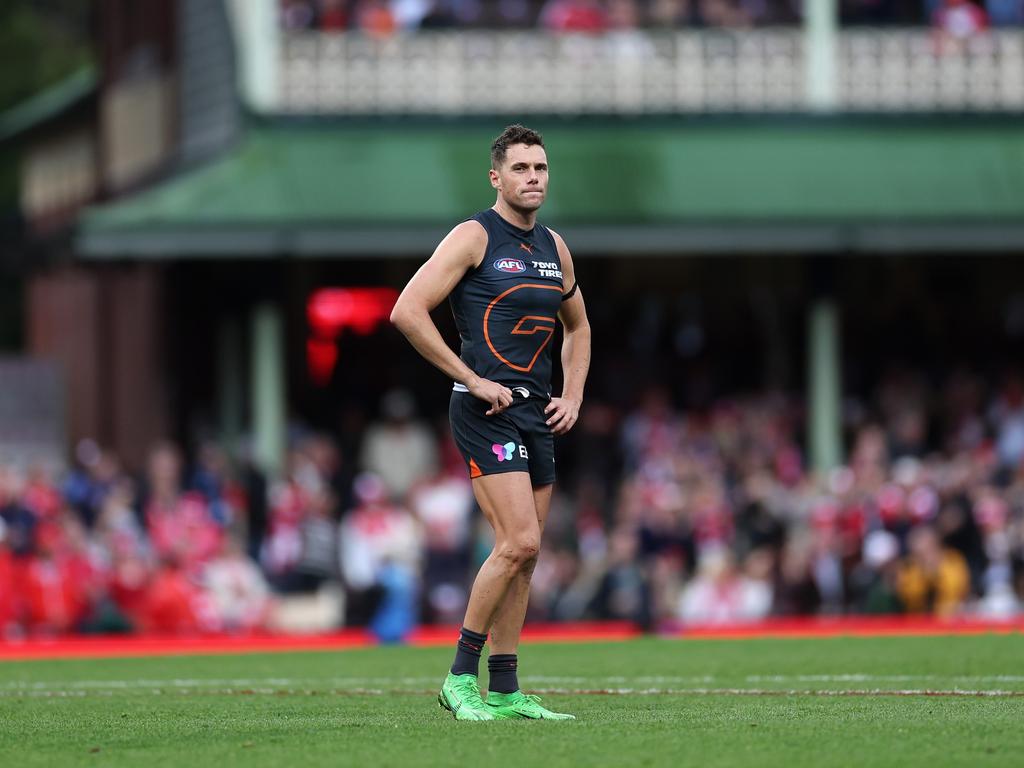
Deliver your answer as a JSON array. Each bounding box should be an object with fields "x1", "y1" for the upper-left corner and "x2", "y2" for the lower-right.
[
  {"x1": 145, "y1": 442, "x2": 222, "y2": 576},
  {"x1": 261, "y1": 436, "x2": 338, "y2": 593},
  {"x1": 263, "y1": 446, "x2": 318, "y2": 590},
  {"x1": 355, "y1": 0, "x2": 397, "y2": 37},
  {"x1": 540, "y1": 0, "x2": 609, "y2": 32},
  {"x1": 690, "y1": 479, "x2": 734, "y2": 552},
  {"x1": 320, "y1": 0, "x2": 349, "y2": 30},
  {"x1": 340, "y1": 473, "x2": 421, "y2": 626},
  {"x1": 106, "y1": 545, "x2": 152, "y2": 630},
  {"x1": 22, "y1": 522, "x2": 88, "y2": 635},
  {"x1": 202, "y1": 536, "x2": 272, "y2": 633},
  {"x1": 23, "y1": 463, "x2": 62, "y2": 522},
  {"x1": 0, "y1": 531, "x2": 19, "y2": 637},
  {"x1": 139, "y1": 554, "x2": 206, "y2": 635},
  {"x1": 90, "y1": 476, "x2": 151, "y2": 629}
]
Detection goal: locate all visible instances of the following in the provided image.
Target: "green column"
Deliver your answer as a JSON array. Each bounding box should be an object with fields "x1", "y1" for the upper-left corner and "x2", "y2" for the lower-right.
[
  {"x1": 250, "y1": 303, "x2": 286, "y2": 477},
  {"x1": 805, "y1": 0, "x2": 839, "y2": 111},
  {"x1": 808, "y1": 300, "x2": 842, "y2": 473}
]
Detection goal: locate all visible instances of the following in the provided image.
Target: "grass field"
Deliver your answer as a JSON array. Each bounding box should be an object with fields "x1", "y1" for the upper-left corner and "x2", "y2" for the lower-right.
[{"x1": 1, "y1": 634, "x2": 1023, "y2": 767}]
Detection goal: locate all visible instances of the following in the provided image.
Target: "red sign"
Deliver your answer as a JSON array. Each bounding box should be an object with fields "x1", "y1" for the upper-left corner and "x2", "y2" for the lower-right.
[{"x1": 306, "y1": 287, "x2": 399, "y2": 385}]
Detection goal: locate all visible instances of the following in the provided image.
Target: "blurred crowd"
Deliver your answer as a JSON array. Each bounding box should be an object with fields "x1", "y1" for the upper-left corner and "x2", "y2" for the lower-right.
[
  {"x1": 3, "y1": 369, "x2": 1024, "y2": 639},
  {"x1": 281, "y1": 0, "x2": 1024, "y2": 34},
  {"x1": 546, "y1": 367, "x2": 1024, "y2": 628}
]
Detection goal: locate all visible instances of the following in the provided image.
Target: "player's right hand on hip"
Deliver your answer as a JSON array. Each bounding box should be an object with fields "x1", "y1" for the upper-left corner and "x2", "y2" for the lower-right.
[{"x1": 467, "y1": 377, "x2": 513, "y2": 416}]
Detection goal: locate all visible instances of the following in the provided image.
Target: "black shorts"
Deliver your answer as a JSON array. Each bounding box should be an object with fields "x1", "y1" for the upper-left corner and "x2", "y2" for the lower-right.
[{"x1": 449, "y1": 390, "x2": 556, "y2": 486}]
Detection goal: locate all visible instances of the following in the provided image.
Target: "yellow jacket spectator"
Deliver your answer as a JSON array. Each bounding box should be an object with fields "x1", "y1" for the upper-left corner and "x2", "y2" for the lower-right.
[{"x1": 896, "y1": 525, "x2": 970, "y2": 616}]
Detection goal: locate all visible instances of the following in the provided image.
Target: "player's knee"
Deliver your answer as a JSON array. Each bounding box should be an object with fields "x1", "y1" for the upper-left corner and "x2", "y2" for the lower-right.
[
  {"x1": 499, "y1": 535, "x2": 540, "y2": 571},
  {"x1": 518, "y1": 536, "x2": 540, "y2": 565}
]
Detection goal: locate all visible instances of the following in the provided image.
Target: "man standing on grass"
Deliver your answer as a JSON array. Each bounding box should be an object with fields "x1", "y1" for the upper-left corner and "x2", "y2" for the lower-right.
[{"x1": 390, "y1": 124, "x2": 591, "y2": 720}]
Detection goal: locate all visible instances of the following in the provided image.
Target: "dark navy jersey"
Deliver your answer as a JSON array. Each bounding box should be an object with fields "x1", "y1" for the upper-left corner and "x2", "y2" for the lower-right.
[{"x1": 449, "y1": 208, "x2": 565, "y2": 398}]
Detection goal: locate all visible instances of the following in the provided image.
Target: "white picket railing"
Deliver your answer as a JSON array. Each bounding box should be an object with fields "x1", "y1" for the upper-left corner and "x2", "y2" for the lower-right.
[{"x1": 276, "y1": 30, "x2": 1024, "y2": 114}]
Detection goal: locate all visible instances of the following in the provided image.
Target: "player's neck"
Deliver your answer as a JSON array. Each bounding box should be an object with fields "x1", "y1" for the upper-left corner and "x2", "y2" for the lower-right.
[{"x1": 492, "y1": 200, "x2": 536, "y2": 231}]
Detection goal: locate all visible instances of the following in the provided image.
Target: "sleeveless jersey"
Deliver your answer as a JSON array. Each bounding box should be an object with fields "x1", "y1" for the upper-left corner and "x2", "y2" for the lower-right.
[{"x1": 449, "y1": 208, "x2": 565, "y2": 398}]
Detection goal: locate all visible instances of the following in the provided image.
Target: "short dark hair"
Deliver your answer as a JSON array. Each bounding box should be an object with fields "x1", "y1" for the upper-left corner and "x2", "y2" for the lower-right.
[{"x1": 491, "y1": 124, "x2": 544, "y2": 169}]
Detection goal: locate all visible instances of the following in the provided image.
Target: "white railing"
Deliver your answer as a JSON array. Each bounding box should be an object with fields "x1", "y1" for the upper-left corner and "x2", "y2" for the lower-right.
[
  {"x1": 839, "y1": 30, "x2": 1024, "y2": 111},
  {"x1": 277, "y1": 30, "x2": 1024, "y2": 114}
]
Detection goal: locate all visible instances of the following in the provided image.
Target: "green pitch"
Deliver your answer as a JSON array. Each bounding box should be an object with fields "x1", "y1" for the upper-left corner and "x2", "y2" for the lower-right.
[{"x1": 1, "y1": 634, "x2": 1022, "y2": 767}]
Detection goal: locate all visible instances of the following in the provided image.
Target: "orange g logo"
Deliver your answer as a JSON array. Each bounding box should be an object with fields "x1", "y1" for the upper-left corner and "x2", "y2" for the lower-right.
[{"x1": 483, "y1": 283, "x2": 561, "y2": 373}]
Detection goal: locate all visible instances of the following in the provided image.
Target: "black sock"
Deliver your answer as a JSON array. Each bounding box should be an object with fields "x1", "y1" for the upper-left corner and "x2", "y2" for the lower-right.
[
  {"x1": 450, "y1": 627, "x2": 488, "y2": 677},
  {"x1": 488, "y1": 653, "x2": 519, "y2": 694}
]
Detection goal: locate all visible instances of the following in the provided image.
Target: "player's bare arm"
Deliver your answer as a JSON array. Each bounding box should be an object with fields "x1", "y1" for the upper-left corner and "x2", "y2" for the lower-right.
[
  {"x1": 390, "y1": 221, "x2": 513, "y2": 415},
  {"x1": 545, "y1": 229, "x2": 591, "y2": 436}
]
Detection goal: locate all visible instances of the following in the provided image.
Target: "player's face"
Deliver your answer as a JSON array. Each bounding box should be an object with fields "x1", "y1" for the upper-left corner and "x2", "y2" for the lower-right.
[{"x1": 490, "y1": 143, "x2": 548, "y2": 212}]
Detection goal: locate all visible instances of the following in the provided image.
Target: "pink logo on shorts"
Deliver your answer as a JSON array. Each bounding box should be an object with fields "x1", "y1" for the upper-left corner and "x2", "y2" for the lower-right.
[{"x1": 492, "y1": 442, "x2": 516, "y2": 462}]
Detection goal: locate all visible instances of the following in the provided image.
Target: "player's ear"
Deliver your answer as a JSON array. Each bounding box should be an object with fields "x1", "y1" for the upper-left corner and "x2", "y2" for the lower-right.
[{"x1": 488, "y1": 168, "x2": 500, "y2": 189}]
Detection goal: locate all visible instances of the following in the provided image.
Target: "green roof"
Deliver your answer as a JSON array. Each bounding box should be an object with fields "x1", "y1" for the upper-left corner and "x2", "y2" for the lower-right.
[{"x1": 79, "y1": 119, "x2": 1024, "y2": 256}]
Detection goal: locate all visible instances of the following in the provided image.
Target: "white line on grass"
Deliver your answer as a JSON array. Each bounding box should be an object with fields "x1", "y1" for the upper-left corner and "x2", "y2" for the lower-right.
[
  {"x1": 745, "y1": 674, "x2": 1024, "y2": 683},
  {"x1": 1, "y1": 686, "x2": 1023, "y2": 698},
  {"x1": 3, "y1": 673, "x2": 1023, "y2": 692}
]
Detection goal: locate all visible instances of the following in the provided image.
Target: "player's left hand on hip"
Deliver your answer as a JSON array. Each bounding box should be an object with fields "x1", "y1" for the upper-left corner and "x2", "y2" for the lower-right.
[{"x1": 545, "y1": 397, "x2": 580, "y2": 435}]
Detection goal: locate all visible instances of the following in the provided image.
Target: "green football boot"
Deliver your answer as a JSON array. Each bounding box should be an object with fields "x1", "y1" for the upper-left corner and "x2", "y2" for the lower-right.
[
  {"x1": 485, "y1": 690, "x2": 576, "y2": 720},
  {"x1": 437, "y1": 673, "x2": 496, "y2": 721}
]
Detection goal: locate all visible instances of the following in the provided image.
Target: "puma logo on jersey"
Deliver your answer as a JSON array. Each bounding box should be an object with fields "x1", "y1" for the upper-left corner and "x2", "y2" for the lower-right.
[
  {"x1": 494, "y1": 258, "x2": 526, "y2": 274},
  {"x1": 519, "y1": 242, "x2": 533, "y2": 255}
]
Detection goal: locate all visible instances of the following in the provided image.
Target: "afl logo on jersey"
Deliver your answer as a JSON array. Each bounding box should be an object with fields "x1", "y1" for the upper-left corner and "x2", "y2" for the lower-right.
[{"x1": 493, "y1": 258, "x2": 526, "y2": 274}]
